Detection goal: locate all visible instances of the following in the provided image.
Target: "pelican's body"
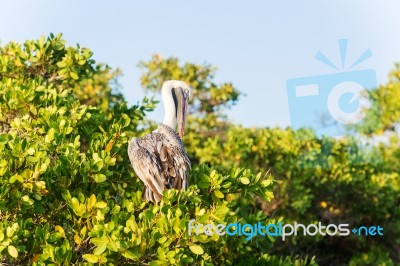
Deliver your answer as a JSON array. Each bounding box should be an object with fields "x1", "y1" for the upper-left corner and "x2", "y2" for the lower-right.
[{"x1": 128, "y1": 80, "x2": 191, "y2": 202}]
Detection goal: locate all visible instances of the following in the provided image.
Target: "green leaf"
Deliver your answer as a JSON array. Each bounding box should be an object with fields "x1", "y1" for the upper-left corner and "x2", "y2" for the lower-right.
[
  {"x1": 93, "y1": 174, "x2": 107, "y2": 183},
  {"x1": 71, "y1": 197, "x2": 80, "y2": 211},
  {"x1": 0, "y1": 160, "x2": 7, "y2": 167},
  {"x1": 87, "y1": 194, "x2": 97, "y2": 211},
  {"x1": 260, "y1": 179, "x2": 272, "y2": 187},
  {"x1": 61, "y1": 189, "x2": 71, "y2": 201},
  {"x1": 213, "y1": 190, "x2": 224, "y2": 199},
  {"x1": 45, "y1": 128, "x2": 55, "y2": 143},
  {"x1": 198, "y1": 181, "x2": 210, "y2": 188},
  {"x1": 158, "y1": 236, "x2": 167, "y2": 243},
  {"x1": 22, "y1": 195, "x2": 30, "y2": 202},
  {"x1": 93, "y1": 160, "x2": 104, "y2": 171},
  {"x1": 0, "y1": 135, "x2": 11, "y2": 145},
  {"x1": 8, "y1": 245, "x2": 18, "y2": 258},
  {"x1": 91, "y1": 236, "x2": 109, "y2": 255},
  {"x1": 27, "y1": 148, "x2": 35, "y2": 155},
  {"x1": 111, "y1": 205, "x2": 120, "y2": 214},
  {"x1": 240, "y1": 177, "x2": 250, "y2": 185},
  {"x1": 54, "y1": 225, "x2": 65, "y2": 238},
  {"x1": 107, "y1": 240, "x2": 120, "y2": 252},
  {"x1": 181, "y1": 256, "x2": 194, "y2": 263},
  {"x1": 94, "y1": 201, "x2": 107, "y2": 208},
  {"x1": 6, "y1": 224, "x2": 17, "y2": 237},
  {"x1": 149, "y1": 261, "x2": 163, "y2": 266},
  {"x1": 215, "y1": 205, "x2": 230, "y2": 216},
  {"x1": 93, "y1": 243, "x2": 107, "y2": 255},
  {"x1": 221, "y1": 181, "x2": 232, "y2": 188},
  {"x1": 121, "y1": 113, "x2": 131, "y2": 128},
  {"x1": 189, "y1": 245, "x2": 204, "y2": 255},
  {"x1": 190, "y1": 195, "x2": 202, "y2": 203},
  {"x1": 82, "y1": 254, "x2": 98, "y2": 263},
  {"x1": 70, "y1": 72, "x2": 79, "y2": 80},
  {"x1": 56, "y1": 61, "x2": 66, "y2": 67},
  {"x1": 48, "y1": 232, "x2": 62, "y2": 243},
  {"x1": 122, "y1": 250, "x2": 141, "y2": 260},
  {"x1": 264, "y1": 191, "x2": 274, "y2": 200}
]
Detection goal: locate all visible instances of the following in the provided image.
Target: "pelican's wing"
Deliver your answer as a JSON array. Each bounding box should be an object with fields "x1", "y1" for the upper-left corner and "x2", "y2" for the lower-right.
[
  {"x1": 156, "y1": 125, "x2": 191, "y2": 190},
  {"x1": 159, "y1": 144, "x2": 190, "y2": 190},
  {"x1": 128, "y1": 128, "x2": 190, "y2": 202},
  {"x1": 128, "y1": 137, "x2": 164, "y2": 202},
  {"x1": 141, "y1": 131, "x2": 190, "y2": 190}
]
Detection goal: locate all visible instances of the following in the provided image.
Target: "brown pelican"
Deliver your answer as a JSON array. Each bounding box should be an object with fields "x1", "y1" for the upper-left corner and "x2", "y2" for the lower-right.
[{"x1": 128, "y1": 80, "x2": 191, "y2": 202}]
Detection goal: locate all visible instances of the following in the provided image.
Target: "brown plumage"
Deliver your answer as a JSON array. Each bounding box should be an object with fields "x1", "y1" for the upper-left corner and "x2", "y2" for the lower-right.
[
  {"x1": 128, "y1": 123, "x2": 191, "y2": 202},
  {"x1": 128, "y1": 80, "x2": 191, "y2": 202}
]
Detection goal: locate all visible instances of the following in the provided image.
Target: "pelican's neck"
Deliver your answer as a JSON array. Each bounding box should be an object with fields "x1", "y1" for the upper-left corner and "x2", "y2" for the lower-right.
[{"x1": 162, "y1": 85, "x2": 177, "y2": 130}]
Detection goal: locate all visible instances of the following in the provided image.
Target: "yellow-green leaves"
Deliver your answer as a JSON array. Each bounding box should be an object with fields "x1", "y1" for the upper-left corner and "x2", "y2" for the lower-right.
[
  {"x1": 69, "y1": 195, "x2": 108, "y2": 218},
  {"x1": 93, "y1": 173, "x2": 107, "y2": 183},
  {"x1": 26, "y1": 147, "x2": 35, "y2": 155},
  {"x1": 260, "y1": 179, "x2": 272, "y2": 187},
  {"x1": 94, "y1": 201, "x2": 107, "y2": 209},
  {"x1": 82, "y1": 253, "x2": 108, "y2": 264},
  {"x1": 0, "y1": 34, "x2": 159, "y2": 265},
  {"x1": 6, "y1": 223, "x2": 19, "y2": 238},
  {"x1": 54, "y1": 226, "x2": 65, "y2": 238},
  {"x1": 4, "y1": 33, "x2": 391, "y2": 266},
  {"x1": 91, "y1": 236, "x2": 108, "y2": 255},
  {"x1": 87, "y1": 194, "x2": 97, "y2": 211},
  {"x1": 45, "y1": 128, "x2": 55, "y2": 143},
  {"x1": 70, "y1": 72, "x2": 79, "y2": 80},
  {"x1": 122, "y1": 250, "x2": 141, "y2": 260},
  {"x1": 213, "y1": 189, "x2": 224, "y2": 199},
  {"x1": 189, "y1": 245, "x2": 204, "y2": 255},
  {"x1": 56, "y1": 61, "x2": 67, "y2": 68},
  {"x1": 196, "y1": 166, "x2": 273, "y2": 204},
  {"x1": 7, "y1": 245, "x2": 18, "y2": 258},
  {"x1": 240, "y1": 177, "x2": 250, "y2": 185}
]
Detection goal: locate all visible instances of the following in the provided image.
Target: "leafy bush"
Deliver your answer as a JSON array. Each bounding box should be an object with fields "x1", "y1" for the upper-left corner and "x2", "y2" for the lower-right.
[
  {"x1": 3, "y1": 34, "x2": 398, "y2": 266},
  {"x1": 182, "y1": 125, "x2": 400, "y2": 264},
  {"x1": 139, "y1": 56, "x2": 400, "y2": 265},
  {"x1": 0, "y1": 35, "x2": 318, "y2": 265}
]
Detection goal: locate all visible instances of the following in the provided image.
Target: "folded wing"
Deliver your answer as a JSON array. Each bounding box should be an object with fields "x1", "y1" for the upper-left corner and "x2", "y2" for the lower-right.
[{"x1": 128, "y1": 128, "x2": 190, "y2": 202}]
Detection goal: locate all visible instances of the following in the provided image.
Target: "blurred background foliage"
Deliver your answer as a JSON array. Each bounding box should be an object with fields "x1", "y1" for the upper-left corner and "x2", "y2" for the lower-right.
[{"x1": 0, "y1": 34, "x2": 399, "y2": 265}]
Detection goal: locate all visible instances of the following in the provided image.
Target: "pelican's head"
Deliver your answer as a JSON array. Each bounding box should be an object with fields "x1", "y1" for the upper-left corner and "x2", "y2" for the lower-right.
[{"x1": 161, "y1": 80, "x2": 192, "y2": 139}]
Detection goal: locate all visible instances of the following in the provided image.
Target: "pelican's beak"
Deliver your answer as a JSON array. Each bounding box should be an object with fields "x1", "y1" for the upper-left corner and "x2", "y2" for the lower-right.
[{"x1": 176, "y1": 87, "x2": 189, "y2": 140}]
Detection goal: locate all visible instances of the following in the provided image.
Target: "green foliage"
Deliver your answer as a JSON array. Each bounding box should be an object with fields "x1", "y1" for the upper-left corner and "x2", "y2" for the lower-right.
[
  {"x1": 182, "y1": 124, "x2": 400, "y2": 265},
  {"x1": 138, "y1": 56, "x2": 400, "y2": 265},
  {"x1": 0, "y1": 35, "x2": 316, "y2": 266},
  {"x1": 2, "y1": 34, "x2": 398, "y2": 266},
  {"x1": 59, "y1": 166, "x2": 275, "y2": 265},
  {"x1": 349, "y1": 245, "x2": 395, "y2": 266},
  {"x1": 353, "y1": 64, "x2": 400, "y2": 135}
]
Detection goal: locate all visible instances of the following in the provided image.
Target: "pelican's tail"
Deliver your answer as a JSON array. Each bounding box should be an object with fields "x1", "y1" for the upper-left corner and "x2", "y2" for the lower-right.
[{"x1": 142, "y1": 186, "x2": 162, "y2": 203}]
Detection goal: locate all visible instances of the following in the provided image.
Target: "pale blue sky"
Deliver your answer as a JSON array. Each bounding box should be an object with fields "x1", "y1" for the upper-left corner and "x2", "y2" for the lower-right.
[{"x1": 1, "y1": 1, "x2": 400, "y2": 127}]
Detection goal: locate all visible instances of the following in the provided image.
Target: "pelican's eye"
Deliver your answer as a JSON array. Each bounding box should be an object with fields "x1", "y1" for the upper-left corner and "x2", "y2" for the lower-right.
[{"x1": 184, "y1": 88, "x2": 190, "y2": 98}]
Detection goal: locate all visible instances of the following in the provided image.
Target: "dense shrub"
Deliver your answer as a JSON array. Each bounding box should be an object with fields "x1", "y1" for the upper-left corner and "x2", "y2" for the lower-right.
[
  {"x1": 182, "y1": 125, "x2": 400, "y2": 265},
  {"x1": 140, "y1": 56, "x2": 400, "y2": 265},
  {"x1": 0, "y1": 35, "x2": 319, "y2": 265},
  {"x1": 2, "y1": 34, "x2": 398, "y2": 265}
]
